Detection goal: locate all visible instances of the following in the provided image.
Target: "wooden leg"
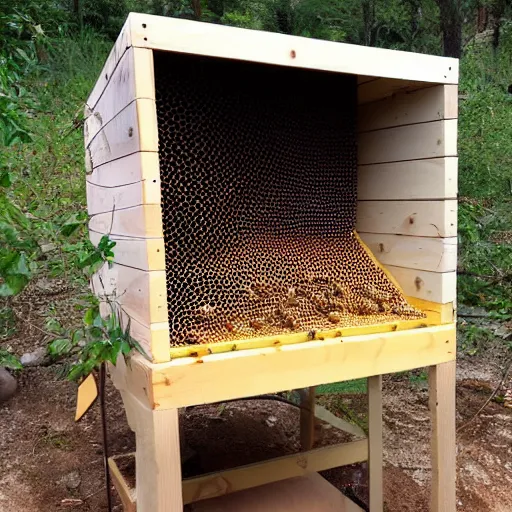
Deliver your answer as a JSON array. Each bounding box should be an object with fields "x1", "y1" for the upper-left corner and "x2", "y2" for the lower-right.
[
  {"x1": 298, "y1": 387, "x2": 316, "y2": 451},
  {"x1": 429, "y1": 361, "x2": 456, "y2": 512},
  {"x1": 368, "y1": 375, "x2": 383, "y2": 512},
  {"x1": 124, "y1": 393, "x2": 183, "y2": 512}
]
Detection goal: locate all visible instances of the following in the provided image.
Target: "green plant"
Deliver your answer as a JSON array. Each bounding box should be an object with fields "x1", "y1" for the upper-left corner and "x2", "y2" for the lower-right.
[
  {"x1": 0, "y1": 347, "x2": 22, "y2": 369},
  {"x1": 458, "y1": 324, "x2": 495, "y2": 355}
]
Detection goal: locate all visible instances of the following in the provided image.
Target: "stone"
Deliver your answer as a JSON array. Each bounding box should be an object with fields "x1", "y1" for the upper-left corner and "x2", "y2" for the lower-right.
[
  {"x1": 0, "y1": 368, "x2": 17, "y2": 404},
  {"x1": 59, "y1": 471, "x2": 81, "y2": 490},
  {"x1": 20, "y1": 347, "x2": 47, "y2": 367}
]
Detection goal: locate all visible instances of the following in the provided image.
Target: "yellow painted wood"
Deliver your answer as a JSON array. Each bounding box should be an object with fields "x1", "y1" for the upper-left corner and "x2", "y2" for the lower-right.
[
  {"x1": 358, "y1": 85, "x2": 457, "y2": 132},
  {"x1": 126, "y1": 13, "x2": 458, "y2": 85},
  {"x1": 126, "y1": 324, "x2": 456, "y2": 409},
  {"x1": 357, "y1": 200, "x2": 457, "y2": 237},
  {"x1": 182, "y1": 441, "x2": 367, "y2": 505},
  {"x1": 357, "y1": 157, "x2": 458, "y2": 201},
  {"x1": 429, "y1": 361, "x2": 456, "y2": 512},
  {"x1": 75, "y1": 373, "x2": 98, "y2": 421},
  {"x1": 359, "y1": 233, "x2": 457, "y2": 273}
]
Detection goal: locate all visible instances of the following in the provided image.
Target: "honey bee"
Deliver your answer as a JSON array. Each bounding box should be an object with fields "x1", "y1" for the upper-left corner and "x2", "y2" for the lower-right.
[{"x1": 327, "y1": 311, "x2": 341, "y2": 324}]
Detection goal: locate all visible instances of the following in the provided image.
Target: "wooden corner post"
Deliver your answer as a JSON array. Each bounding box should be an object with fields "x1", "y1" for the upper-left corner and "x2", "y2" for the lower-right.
[
  {"x1": 368, "y1": 375, "x2": 383, "y2": 511},
  {"x1": 429, "y1": 361, "x2": 456, "y2": 512}
]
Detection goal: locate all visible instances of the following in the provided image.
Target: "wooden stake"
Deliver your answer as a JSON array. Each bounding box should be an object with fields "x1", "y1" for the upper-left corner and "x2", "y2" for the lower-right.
[
  {"x1": 368, "y1": 375, "x2": 383, "y2": 512},
  {"x1": 429, "y1": 361, "x2": 456, "y2": 512},
  {"x1": 298, "y1": 387, "x2": 316, "y2": 451}
]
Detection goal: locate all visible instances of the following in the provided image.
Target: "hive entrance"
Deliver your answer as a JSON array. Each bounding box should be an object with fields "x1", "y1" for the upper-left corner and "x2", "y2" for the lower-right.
[{"x1": 154, "y1": 52, "x2": 423, "y2": 347}]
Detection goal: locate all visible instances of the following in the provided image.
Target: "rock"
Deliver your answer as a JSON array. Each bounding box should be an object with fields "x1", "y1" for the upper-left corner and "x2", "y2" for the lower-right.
[
  {"x1": 265, "y1": 415, "x2": 278, "y2": 428},
  {"x1": 20, "y1": 347, "x2": 47, "y2": 367},
  {"x1": 59, "y1": 470, "x2": 81, "y2": 490},
  {"x1": 0, "y1": 367, "x2": 17, "y2": 404},
  {"x1": 40, "y1": 243, "x2": 57, "y2": 254}
]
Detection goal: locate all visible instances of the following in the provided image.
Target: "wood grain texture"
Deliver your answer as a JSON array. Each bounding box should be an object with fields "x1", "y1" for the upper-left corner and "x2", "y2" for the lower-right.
[
  {"x1": 85, "y1": 48, "x2": 155, "y2": 147},
  {"x1": 88, "y1": 205, "x2": 163, "y2": 238},
  {"x1": 108, "y1": 456, "x2": 137, "y2": 512},
  {"x1": 92, "y1": 262, "x2": 167, "y2": 326},
  {"x1": 90, "y1": 230, "x2": 165, "y2": 271},
  {"x1": 129, "y1": 324, "x2": 457, "y2": 409},
  {"x1": 358, "y1": 233, "x2": 457, "y2": 272},
  {"x1": 357, "y1": 200, "x2": 457, "y2": 237},
  {"x1": 429, "y1": 361, "x2": 456, "y2": 512},
  {"x1": 124, "y1": 393, "x2": 183, "y2": 512},
  {"x1": 386, "y1": 267, "x2": 456, "y2": 303},
  {"x1": 87, "y1": 152, "x2": 160, "y2": 188},
  {"x1": 87, "y1": 99, "x2": 158, "y2": 168},
  {"x1": 357, "y1": 157, "x2": 458, "y2": 200},
  {"x1": 358, "y1": 85, "x2": 457, "y2": 131},
  {"x1": 183, "y1": 442, "x2": 367, "y2": 506},
  {"x1": 87, "y1": 18, "x2": 132, "y2": 109},
  {"x1": 189, "y1": 472, "x2": 364, "y2": 511},
  {"x1": 368, "y1": 375, "x2": 383, "y2": 512},
  {"x1": 358, "y1": 120, "x2": 458, "y2": 165},
  {"x1": 299, "y1": 387, "x2": 316, "y2": 451},
  {"x1": 358, "y1": 79, "x2": 431, "y2": 105},
  {"x1": 86, "y1": 179, "x2": 161, "y2": 215},
  {"x1": 127, "y1": 13, "x2": 458, "y2": 84}
]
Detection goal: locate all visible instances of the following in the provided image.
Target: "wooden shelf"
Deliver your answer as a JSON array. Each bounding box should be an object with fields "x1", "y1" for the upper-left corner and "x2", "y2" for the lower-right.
[{"x1": 111, "y1": 323, "x2": 456, "y2": 410}]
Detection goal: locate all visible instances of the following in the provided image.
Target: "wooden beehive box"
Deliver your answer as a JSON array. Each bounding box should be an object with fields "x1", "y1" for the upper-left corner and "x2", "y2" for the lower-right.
[{"x1": 85, "y1": 12, "x2": 458, "y2": 376}]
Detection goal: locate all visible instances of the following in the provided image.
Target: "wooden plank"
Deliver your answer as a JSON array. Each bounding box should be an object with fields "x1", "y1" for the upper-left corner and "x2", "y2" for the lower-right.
[
  {"x1": 358, "y1": 79, "x2": 431, "y2": 105},
  {"x1": 356, "y1": 200, "x2": 457, "y2": 237},
  {"x1": 87, "y1": 99, "x2": 158, "y2": 169},
  {"x1": 358, "y1": 233, "x2": 457, "y2": 272},
  {"x1": 131, "y1": 324, "x2": 456, "y2": 409},
  {"x1": 86, "y1": 180, "x2": 161, "y2": 215},
  {"x1": 358, "y1": 120, "x2": 457, "y2": 165},
  {"x1": 90, "y1": 230, "x2": 166, "y2": 271},
  {"x1": 124, "y1": 393, "x2": 182, "y2": 512},
  {"x1": 108, "y1": 456, "x2": 137, "y2": 512},
  {"x1": 368, "y1": 375, "x2": 383, "y2": 512},
  {"x1": 88, "y1": 205, "x2": 163, "y2": 238},
  {"x1": 387, "y1": 267, "x2": 456, "y2": 304},
  {"x1": 87, "y1": 152, "x2": 160, "y2": 188},
  {"x1": 92, "y1": 262, "x2": 167, "y2": 326},
  {"x1": 189, "y1": 473, "x2": 364, "y2": 511},
  {"x1": 429, "y1": 361, "x2": 456, "y2": 512},
  {"x1": 168, "y1": 313, "x2": 445, "y2": 360},
  {"x1": 85, "y1": 48, "x2": 155, "y2": 147},
  {"x1": 407, "y1": 297, "x2": 455, "y2": 325},
  {"x1": 87, "y1": 18, "x2": 132, "y2": 109},
  {"x1": 127, "y1": 13, "x2": 458, "y2": 84},
  {"x1": 358, "y1": 85, "x2": 457, "y2": 132},
  {"x1": 357, "y1": 157, "x2": 458, "y2": 201},
  {"x1": 183, "y1": 442, "x2": 368, "y2": 505},
  {"x1": 299, "y1": 387, "x2": 316, "y2": 451}
]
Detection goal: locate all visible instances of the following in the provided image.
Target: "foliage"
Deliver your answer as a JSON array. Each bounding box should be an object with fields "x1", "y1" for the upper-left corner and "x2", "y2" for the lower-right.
[
  {"x1": 458, "y1": 324, "x2": 495, "y2": 355},
  {"x1": 0, "y1": 347, "x2": 22, "y2": 369}
]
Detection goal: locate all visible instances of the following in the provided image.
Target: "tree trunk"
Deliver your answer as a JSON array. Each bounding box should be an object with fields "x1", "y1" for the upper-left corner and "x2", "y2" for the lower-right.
[
  {"x1": 191, "y1": 0, "x2": 202, "y2": 19},
  {"x1": 436, "y1": 0, "x2": 462, "y2": 58}
]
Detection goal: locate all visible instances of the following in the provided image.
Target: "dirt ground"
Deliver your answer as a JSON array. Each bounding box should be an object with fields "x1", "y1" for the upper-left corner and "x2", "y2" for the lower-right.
[{"x1": 1, "y1": 280, "x2": 512, "y2": 511}]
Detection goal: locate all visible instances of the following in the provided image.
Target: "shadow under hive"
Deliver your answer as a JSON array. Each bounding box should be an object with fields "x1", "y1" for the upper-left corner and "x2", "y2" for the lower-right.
[{"x1": 154, "y1": 52, "x2": 423, "y2": 347}]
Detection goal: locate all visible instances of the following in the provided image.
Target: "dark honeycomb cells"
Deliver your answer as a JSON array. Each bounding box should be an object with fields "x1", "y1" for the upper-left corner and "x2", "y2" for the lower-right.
[{"x1": 154, "y1": 51, "x2": 423, "y2": 347}]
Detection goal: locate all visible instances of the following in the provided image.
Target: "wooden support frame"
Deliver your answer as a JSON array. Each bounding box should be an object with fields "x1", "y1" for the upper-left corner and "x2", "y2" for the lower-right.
[
  {"x1": 429, "y1": 361, "x2": 456, "y2": 512},
  {"x1": 299, "y1": 387, "x2": 316, "y2": 451},
  {"x1": 368, "y1": 375, "x2": 383, "y2": 511}
]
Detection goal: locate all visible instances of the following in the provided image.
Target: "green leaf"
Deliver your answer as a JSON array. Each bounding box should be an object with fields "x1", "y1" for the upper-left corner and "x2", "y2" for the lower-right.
[
  {"x1": 0, "y1": 171, "x2": 12, "y2": 188},
  {"x1": 60, "y1": 213, "x2": 86, "y2": 237},
  {"x1": 0, "y1": 274, "x2": 30, "y2": 296},
  {"x1": 84, "y1": 306, "x2": 99, "y2": 326},
  {"x1": 45, "y1": 317, "x2": 64, "y2": 335},
  {"x1": 48, "y1": 338, "x2": 72, "y2": 357},
  {"x1": 0, "y1": 349, "x2": 22, "y2": 370}
]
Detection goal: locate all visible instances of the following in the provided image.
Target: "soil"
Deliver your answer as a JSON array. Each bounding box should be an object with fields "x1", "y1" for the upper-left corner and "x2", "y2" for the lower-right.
[{"x1": 1, "y1": 278, "x2": 512, "y2": 511}]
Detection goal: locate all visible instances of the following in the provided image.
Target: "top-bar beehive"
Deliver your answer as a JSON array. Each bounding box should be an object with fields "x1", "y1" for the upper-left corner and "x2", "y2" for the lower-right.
[{"x1": 85, "y1": 13, "x2": 458, "y2": 363}]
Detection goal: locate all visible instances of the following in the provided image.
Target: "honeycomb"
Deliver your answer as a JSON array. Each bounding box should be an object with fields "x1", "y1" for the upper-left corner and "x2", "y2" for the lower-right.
[{"x1": 154, "y1": 51, "x2": 423, "y2": 347}]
